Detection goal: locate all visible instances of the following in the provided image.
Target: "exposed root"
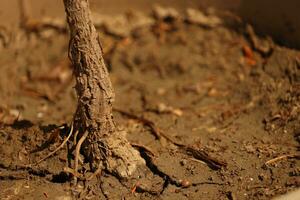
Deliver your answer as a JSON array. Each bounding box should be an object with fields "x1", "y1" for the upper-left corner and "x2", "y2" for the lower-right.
[
  {"x1": 137, "y1": 148, "x2": 224, "y2": 194},
  {"x1": 33, "y1": 124, "x2": 73, "y2": 165},
  {"x1": 73, "y1": 130, "x2": 88, "y2": 184},
  {"x1": 139, "y1": 149, "x2": 185, "y2": 190},
  {"x1": 78, "y1": 184, "x2": 95, "y2": 200},
  {"x1": 115, "y1": 108, "x2": 227, "y2": 170},
  {"x1": 131, "y1": 143, "x2": 156, "y2": 157},
  {"x1": 114, "y1": 108, "x2": 165, "y2": 141},
  {"x1": 65, "y1": 129, "x2": 145, "y2": 181},
  {"x1": 86, "y1": 163, "x2": 102, "y2": 181},
  {"x1": 99, "y1": 180, "x2": 109, "y2": 200},
  {"x1": 63, "y1": 167, "x2": 82, "y2": 178},
  {"x1": 73, "y1": 128, "x2": 79, "y2": 145},
  {"x1": 102, "y1": 130, "x2": 146, "y2": 178}
]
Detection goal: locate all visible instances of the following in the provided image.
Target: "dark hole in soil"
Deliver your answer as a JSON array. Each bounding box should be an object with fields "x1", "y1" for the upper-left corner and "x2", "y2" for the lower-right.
[
  {"x1": 28, "y1": 169, "x2": 49, "y2": 177},
  {"x1": 21, "y1": 134, "x2": 28, "y2": 142},
  {"x1": 11, "y1": 120, "x2": 34, "y2": 129},
  {"x1": 51, "y1": 172, "x2": 70, "y2": 183}
]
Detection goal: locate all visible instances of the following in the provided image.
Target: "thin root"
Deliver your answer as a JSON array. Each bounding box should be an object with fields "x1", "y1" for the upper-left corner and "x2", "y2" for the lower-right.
[
  {"x1": 86, "y1": 163, "x2": 102, "y2": 181},
  {"x1": 131, "y1": 143, "x2": 156, "y2": 157},
  {"x1": 64, "y1": 166, "x2": 82, "y2": 178},
  {"x1": 34, "y1": 124, "x2": 74, "y2": 165},
  {"x1": 115, "y1": 108, "x2": 227, "y2": 170},
  {"x1": 73, "y1": 129, "x2": 79, "y2": 145},
  {"x1": 114, "y1": 108, "x2": 179, "y2": 145},
  {"x1": 74, "y1": 131, "x2": 88, "y2": 184}
]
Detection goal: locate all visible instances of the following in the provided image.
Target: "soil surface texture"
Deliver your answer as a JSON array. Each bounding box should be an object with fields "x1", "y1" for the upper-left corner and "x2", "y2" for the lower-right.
[{"x1": 0, "y1": 4, "x2": 299, "y2": 200}]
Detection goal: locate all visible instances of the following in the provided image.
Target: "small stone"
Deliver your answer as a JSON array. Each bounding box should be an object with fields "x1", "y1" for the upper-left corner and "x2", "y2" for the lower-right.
[
  {"x1": 179, "y1": 179, "x2": 191, "y2": 188},
  {"x1": 37, "y1": 112, "x2": 43, "y2": 118}
]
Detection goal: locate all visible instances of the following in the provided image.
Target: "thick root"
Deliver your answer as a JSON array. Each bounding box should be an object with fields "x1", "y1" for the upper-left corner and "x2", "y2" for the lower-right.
[{"x1": 103, "y1": 130, "x2": 145, "y2": 178}]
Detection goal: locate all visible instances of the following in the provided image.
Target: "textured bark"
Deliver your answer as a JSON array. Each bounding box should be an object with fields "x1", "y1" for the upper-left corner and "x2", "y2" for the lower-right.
[{"x1": 63, "y1": 0, "x2": 144, "y2": 178}]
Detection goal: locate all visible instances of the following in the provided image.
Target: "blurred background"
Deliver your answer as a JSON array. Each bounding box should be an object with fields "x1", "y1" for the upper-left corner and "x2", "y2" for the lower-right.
[{"x1": 0, "y1": 0, "x2": 299, "y2": 48}]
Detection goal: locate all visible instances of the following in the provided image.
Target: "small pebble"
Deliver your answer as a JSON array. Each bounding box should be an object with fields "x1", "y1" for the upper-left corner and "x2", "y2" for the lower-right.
[{"x1": 179, "y1": 179, "x2": 190, "y2": 188}]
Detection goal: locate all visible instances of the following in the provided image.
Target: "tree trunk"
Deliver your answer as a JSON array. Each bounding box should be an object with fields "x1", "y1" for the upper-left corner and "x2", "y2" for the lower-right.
[{"x1": 63, "y1": 0, "x2": 144, "y2": 178}]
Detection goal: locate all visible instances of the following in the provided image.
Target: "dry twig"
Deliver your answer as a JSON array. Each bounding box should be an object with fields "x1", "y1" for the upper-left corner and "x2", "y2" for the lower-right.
[{"x1": 265, "y1": 154, "x2": 300, "y2": 166}]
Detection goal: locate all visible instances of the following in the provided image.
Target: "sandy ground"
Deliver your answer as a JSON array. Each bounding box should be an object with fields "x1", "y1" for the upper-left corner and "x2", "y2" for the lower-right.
[{"x1": 0, "y1": 2, "x2": 299, "y2": 200}]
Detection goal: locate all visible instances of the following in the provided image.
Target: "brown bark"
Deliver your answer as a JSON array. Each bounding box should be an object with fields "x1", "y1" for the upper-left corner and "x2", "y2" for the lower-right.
[{"x1": 63, "y1": 0, "x2": 144, "y2": 178}]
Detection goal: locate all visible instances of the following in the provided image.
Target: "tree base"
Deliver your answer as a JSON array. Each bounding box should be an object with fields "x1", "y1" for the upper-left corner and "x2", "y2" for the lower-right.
[
  {"x1": 102, "y1": 130, "x2": 145, "y2": 178},
  {"x1": 63, "y1": 0, "x2": 145, "y2": 180}
]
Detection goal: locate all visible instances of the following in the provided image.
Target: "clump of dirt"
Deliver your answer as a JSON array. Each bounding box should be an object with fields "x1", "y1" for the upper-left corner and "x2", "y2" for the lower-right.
[{"x1": 0, "y1": 5, "x2": 299, "y2": 200}]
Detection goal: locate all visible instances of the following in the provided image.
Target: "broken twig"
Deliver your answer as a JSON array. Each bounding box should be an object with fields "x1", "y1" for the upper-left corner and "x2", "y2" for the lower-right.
[{"x1": 265, "y1": 154, "x2": 300, "y2": 166}]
